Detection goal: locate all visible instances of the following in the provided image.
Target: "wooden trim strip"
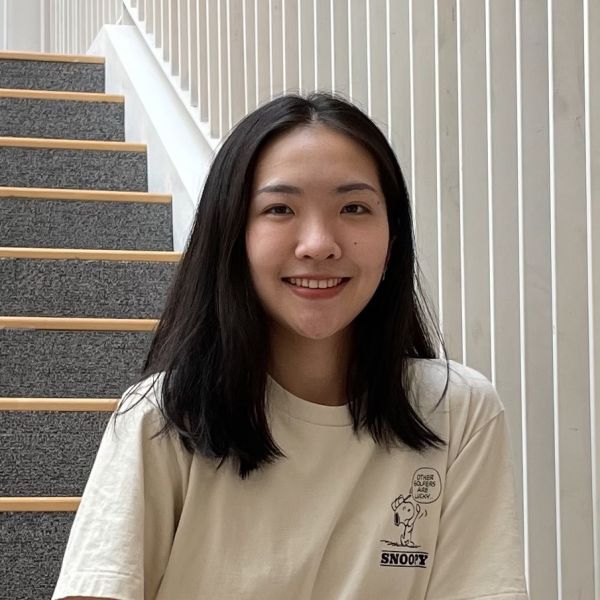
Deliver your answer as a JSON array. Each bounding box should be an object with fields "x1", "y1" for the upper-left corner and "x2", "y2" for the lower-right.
[
  {"x1": 0, "y1": 186, "x2": 171, "y2": 203},
  {"x1": 0, "y1": 497, "x2": 80, "y2": 512},
  {"x1": 0, "y1": 51, "x2": 104, "y2": 64},
  {"x1": 0, "y1": 136, "x2": 146, "y2": 152},
  {"x1": 0, "y1": 397, "x2": 118, "y2": 411},
  {"x1": 0, "y1": 88, "x2": 124, "y2": 103},
  {"x1": 0, "y1": 316, "x2": 158, "y2": 331},
  {"x1": 0, "y1": 247, "x2": 181, "y2": 262}
]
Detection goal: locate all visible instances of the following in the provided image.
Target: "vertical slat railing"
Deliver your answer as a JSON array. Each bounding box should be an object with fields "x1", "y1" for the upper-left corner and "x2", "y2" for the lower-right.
[
  {"x1": 550, "y1": 0, "x2": 594, "y2": 597},
  {"x1": 487, "y1": 0, "x2": 524, "y2": 537},
  {"x1": 298, "y1": 0, "x2": 314, "y2": 93},
  {"x1": 243, "y1": 0, "x2": 256, "y2": 113},
  {"x1": 435, "y1": 0, "x2": 462, "y2": 364},
  {"x1": 458, "y1": 0, "x2": 492, "y2": 376},
  {"x1": 197, "y1": 0, "x2": 209, "y2": 120},
  {"x1": 366, "y1": 0, "x2": 387, "y2": 133},
  {"x1": 218, "y1": 0, "x2": 228, "y2": 134},
  {"x1": 178, "y1": 0, "x2": 189, "y2": 88},
  {"x1": 518, "y1": 0, "x2": 558, "y2": 596},
  {"x1": 169, "y1": 0, "x2": 179, "y2": 76},
  {"x1": 161, "y1": 0, "x2": 169, "y2": 62},
  {"x1": 314, "y1": 0, "x2": 331, "y2": 91},
  {"x1": 586, "y1": 0, "x2": 600, "y2": 593},
  {"x1": 188, "y1": 0, "x2": 198, "y2": 104},
  {"x1": 269, "y1": 0, "x2": 284, "y2": 96},
  {"x1": 282, "y1": 0, "x2": 299, "y2": 94},
  {"x1": 331, "y1": 0, "x2": 349, "y2": 98},
  {"x1": 154, "y1": 0, "x2": 162, "y2": 46},
  {"x1": 206, "y1": 0, "x2": 220, "y2": 138},
  {"x1": 255, "y1": 0, "x2": 270, "y2": 105},
  {"x1": 411, "y1": 0, "x2": 439, "y2": 321},
  {"x1": 228, "y1": 0, "x2": 245, "y2": 128},
  {"x1": 348, "y1": 0, "x2": 367, "y2": 110}
]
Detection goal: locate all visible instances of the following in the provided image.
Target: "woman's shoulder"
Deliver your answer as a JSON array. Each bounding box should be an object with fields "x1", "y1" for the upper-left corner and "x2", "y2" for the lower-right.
[
  {"x1": 112, "y1": 371, "x2": 170, "y2": 430},
  {"x1": 406, "y1": 358, "x2": 506, "y2": 459}
]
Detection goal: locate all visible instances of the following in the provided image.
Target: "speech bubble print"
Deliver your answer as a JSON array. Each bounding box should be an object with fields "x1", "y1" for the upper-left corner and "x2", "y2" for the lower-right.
[{"x1": 411, "y1": 467, "x2": 442, "y2": 504}]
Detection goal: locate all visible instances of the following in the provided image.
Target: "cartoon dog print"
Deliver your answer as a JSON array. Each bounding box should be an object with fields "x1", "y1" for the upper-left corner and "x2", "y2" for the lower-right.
[{"x1": 391, "y1": 494, "x2": 421, "y2": 548}]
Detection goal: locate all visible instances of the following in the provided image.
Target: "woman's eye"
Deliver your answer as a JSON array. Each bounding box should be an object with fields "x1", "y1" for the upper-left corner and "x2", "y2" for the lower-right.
[
  {"x1": 342, "y1": 204, "x2": 369, "y2": 214},
  {"x1": 266, "y1": 205, "x2": 293, "y2": 215}
]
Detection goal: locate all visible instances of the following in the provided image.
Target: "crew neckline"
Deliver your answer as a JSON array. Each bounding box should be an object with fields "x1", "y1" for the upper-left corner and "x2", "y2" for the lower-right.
[{"x1": 266, "y1": 374, "x2": 353, "y2": 427}]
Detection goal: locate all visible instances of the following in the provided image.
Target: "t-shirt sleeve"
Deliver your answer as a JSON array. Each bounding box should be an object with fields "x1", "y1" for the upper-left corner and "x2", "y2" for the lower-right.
[
  {"x1": 52, "y1": 380, "x2": 192, "y2": 600},
  {"x1": 425, "y1": 405, "x2": 529, "y2": 600}
]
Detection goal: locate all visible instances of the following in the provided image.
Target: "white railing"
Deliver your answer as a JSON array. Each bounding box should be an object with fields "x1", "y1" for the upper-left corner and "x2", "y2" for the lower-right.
[
  {"x1": 44, "y1": 0, "x2": 124, "y2": 55},
  {"x1": 11, "y1": 1, "x2": 600, "y2": 599}
]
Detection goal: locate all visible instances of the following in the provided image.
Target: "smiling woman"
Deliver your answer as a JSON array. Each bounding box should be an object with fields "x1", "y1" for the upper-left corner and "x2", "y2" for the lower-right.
[{"x1": 52, "y1": 93, "x2": 529, "y2": 600}]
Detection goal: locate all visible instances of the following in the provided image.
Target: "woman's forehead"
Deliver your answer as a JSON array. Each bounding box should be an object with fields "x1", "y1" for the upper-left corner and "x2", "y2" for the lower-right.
[{"x1": 251, "y1": 125, "x2": 380, "y2": 189}]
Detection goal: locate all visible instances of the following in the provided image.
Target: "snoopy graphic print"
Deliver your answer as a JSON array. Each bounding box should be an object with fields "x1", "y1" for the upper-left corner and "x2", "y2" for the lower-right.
[{"x1": 379, "y1": 467, "x2": 442, "y2": 569}]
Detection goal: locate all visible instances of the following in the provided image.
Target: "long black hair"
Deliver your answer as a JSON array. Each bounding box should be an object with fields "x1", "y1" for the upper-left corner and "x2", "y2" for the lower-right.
[{"x1": 115, "y1": 92, "x2": 450, "y2": 479}]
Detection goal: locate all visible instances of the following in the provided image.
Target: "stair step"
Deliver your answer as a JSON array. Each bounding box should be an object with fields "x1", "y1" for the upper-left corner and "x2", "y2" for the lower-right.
[
  {"x1": 2, "y1": 410, "x2": 113, "y2": 496},
  {"x1": 0, "y1": 51, "x2": 104, "y2": 93},
  {"x1": 0, "y1": 511, "x2": 75, "y2": 600},
  {"x1": 0, "y1": 88, "x2": 125, "y2": 141},
  {"x1": 0, "y1": 248, "x2": 180, "y2": 318},
  {"x1": 0, "y1": 319, "x2": 156, "y2": 396},
  {"x1": 0, "y1": 187, "x2": 173, "y2": 250},
  {"x1": 0, "y1": 137, "x2": 147, "y2": 191}
]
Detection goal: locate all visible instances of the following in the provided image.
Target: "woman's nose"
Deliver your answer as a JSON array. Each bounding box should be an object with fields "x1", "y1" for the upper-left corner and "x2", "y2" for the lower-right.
[{"x1": 294, "y1": 222, "x2": 342, "y2": 260}]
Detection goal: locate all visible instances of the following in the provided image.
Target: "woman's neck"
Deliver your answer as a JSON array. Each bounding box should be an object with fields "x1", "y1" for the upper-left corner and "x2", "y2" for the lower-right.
[{"x1": 267, "y1": 325, "x2": 352, "y2": 407}]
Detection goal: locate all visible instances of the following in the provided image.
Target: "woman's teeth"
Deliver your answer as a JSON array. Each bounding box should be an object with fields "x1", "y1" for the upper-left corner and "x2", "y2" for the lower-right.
[{"x1": 287, "y1": 278, "x2": 344, "y2": 289}]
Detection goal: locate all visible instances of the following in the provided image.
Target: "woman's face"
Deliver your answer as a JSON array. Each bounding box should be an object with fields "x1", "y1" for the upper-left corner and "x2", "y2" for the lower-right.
[{"x1": 245, "y1": 124, "x2": 391, "y2": 342}]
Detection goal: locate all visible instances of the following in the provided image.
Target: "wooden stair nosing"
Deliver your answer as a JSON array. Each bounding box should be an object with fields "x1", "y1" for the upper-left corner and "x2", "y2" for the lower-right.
[
  {"x1": 0, "y1": 397, "x2": 119, "y2": 411},
  {"x1": 0, "y1": 247, "x2": 181, "y2": 262},
  {"x1": 0, "y1": 87, "x2": 124, "y2": 103},
  {"x1": 0, "y1": 186, "x2": 171, "y2": 203},
  {"x1": 0, "y1": 136, "x2": 146, "y2": 152},
  {"x1": 0, "y1": 316, "x2": 158, "y2": 331},
  {"x1": 0, "y1": 50, "x2": 104, "y2": 64},
  {"x1": 0, "y1": 497, "x2": 80, "y2": 512}
]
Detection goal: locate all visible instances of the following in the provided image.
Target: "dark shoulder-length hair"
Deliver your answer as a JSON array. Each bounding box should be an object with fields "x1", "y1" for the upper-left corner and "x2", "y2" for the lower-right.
[{"x1": 114, "y1": 91, "x2": 450, "y2": 479}]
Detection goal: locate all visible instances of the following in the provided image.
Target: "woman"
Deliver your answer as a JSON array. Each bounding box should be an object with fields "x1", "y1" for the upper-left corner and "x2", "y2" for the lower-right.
[{"x1": 53, "y1": 92, "x2": 529, "y2": 600}]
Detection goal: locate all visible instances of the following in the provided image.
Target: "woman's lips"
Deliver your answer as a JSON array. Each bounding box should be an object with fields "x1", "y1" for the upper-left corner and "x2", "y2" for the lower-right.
[{"x1": 282, "y1": 278, "x2": 350, "y2": 299}]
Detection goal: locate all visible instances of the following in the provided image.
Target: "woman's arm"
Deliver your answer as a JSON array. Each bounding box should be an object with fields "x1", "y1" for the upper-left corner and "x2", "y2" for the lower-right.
[
  {"x1": 425, "y1": 409, "x2": 529, "y2": 599},
  {"x1": 51, "y1": 377, "x2": 192, "y2": 600}
]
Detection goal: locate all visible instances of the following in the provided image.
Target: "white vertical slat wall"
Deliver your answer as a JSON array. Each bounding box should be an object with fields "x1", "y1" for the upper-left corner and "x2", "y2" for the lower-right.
[{"x1": 39, "y1": 1, "x2": 600, "y2": 598}]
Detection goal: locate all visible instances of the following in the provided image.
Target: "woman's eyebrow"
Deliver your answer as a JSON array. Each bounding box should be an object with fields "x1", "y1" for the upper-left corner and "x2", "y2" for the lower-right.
[{"x1": 255, "y1": 182, "x2": 377, "y2": 195}]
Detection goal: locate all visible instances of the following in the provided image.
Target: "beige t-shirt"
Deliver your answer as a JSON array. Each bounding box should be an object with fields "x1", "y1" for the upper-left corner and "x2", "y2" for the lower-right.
[{"x1": 52, "y1": 358, "x2": 529, "y2": 600}]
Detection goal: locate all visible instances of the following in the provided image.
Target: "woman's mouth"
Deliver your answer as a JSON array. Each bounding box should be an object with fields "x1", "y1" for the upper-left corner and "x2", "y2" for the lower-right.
[
  {"x1": 283, "y1": 277, "x2": 349, "y2": 289},
  {"x1": 281, "y1": 277, "x2": 351, "y2": 298}
]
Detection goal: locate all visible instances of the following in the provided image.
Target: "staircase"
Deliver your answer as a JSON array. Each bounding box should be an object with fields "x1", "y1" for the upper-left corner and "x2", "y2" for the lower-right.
[{"x1": 0, "y1": 51, "x2": 180, "y2": 599}]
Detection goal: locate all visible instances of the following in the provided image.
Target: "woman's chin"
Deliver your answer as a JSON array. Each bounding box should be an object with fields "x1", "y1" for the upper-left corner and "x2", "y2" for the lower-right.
[{"x1": 290, "y1": 321, "x2": 350, "y2": 342}]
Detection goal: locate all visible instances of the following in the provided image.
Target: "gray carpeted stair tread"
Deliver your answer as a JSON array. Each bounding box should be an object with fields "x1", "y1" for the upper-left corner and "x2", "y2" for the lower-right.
[
  {"x1": 0, "y1": 146, "x2": 147, "y2": 191},
  {"x1": 0, "y1": 329, "x2": 153, "y2": 397},
  {"x1": 0, "y1": 196, "x2": 173, "y2": 250},
  {"x1": 0, "y1": 512, "x2": 74, "y2": 600},
  {"x1": 0, "y1": 97, "x2": 124, "y2": 141},
  {"x1": 1, "y1": 411, "x2": 113, "y2": 496},
  {"x1": 0, "y1": 258, "x2": 177, "y2": 318},
  {"x1": 0, "y1": 52, "x2": 175, "y2": 597},
  {"x1": 0, "y1": 58, "x2": 104, "y2": 92}
]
